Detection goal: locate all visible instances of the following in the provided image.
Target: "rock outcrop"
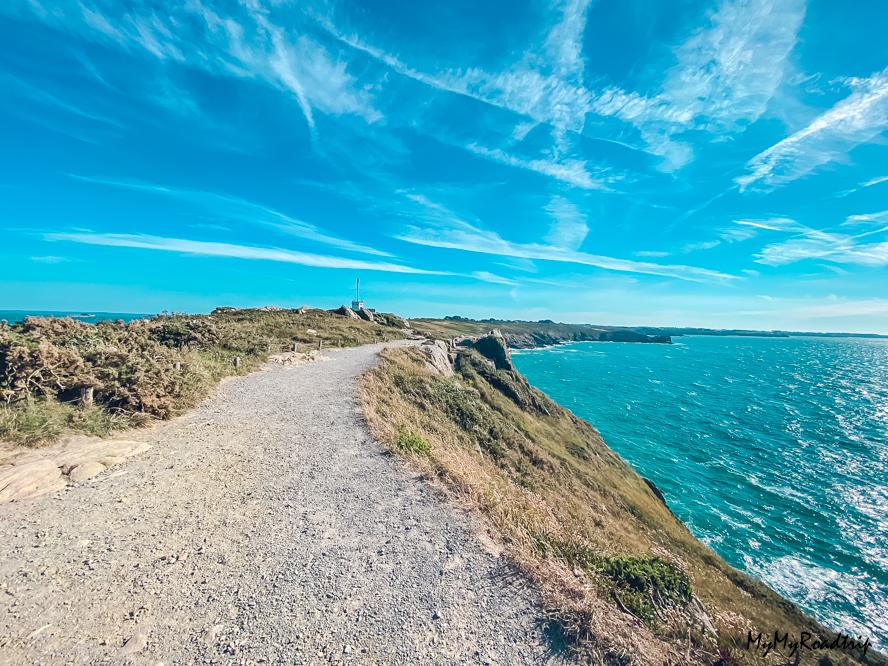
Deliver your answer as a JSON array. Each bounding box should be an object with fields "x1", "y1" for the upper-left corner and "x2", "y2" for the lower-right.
[
  {"x1": 458, "y1": 330, "x2": 513, "y2": 371},
  {"x1": 332, "y1": 305, "x2": 360, "y2": 320},
  {"x1": 375, "y1": 313, "x2": 408, "y2": 329},
  {"x1": 356, "y1": 307, "x2": 375, "y2": 323},
  {"x1": 420, "y1": 339, "x2": 454, "y2": 377}
]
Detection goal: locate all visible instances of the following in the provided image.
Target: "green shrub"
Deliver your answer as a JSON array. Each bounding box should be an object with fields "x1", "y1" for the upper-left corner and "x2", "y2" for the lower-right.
[
  {"x1": 544, "y1": 537, "x2": 692, "y2": 627},
  {"x1": 396, "y1": 430, "x2": 431, "y2": 454}
]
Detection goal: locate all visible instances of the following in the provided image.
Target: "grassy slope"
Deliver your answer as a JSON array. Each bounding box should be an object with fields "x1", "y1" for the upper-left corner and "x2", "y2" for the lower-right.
[
  {"x1": 362, "y1": 346, "x2": 879, "y2": 665},
  {"x1": 1, "y1": 308, "x2": 405, "y2": 446}
]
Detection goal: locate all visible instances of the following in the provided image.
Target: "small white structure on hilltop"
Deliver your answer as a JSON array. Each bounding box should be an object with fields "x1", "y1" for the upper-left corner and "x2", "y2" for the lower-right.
[{"x1": 351, "y1": 277, "x2": 364, "y2": 311}]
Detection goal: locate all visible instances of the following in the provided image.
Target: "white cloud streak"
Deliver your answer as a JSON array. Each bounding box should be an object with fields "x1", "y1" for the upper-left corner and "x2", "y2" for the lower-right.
[
  {"x1": 43, "y1": 231, "x2": 533, "y2": 286},
  {"x1": 396, "y1": 222, "x2": 737, "y2": 283},
  {"x1": 738, "y1": 66, "x2": 888, "y2": 190},
  {"x1": 663, "y1": 0, "x2": 805, "y2": 132},
  {"x1": 68, "y1": 174, "x2": 391, "y2": 257},
  {"x1": 44, "y1": 232, "x2": 441, "y2": 274},
  {"x1": 463, "y1": 143, "x2": 607, "y2": 190},
  {"x1": 544, "y1": 196, "x2": 589, "y2": 250},
  {"x1": 10, "y1": 0, "x2": 380, "y2": 132},
  {"x1": 753, "y1": 218, "x2": 888, "y2": 267},
  {"x1": 318, "y1": 0, "x2": 805, "y2": 172}
]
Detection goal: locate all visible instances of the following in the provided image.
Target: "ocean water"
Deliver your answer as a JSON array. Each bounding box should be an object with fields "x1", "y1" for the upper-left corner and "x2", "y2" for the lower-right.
[
  {"x1": 513, "y1": 336, "x2": 888, "y2": 647},
  {"x1": 0, "y1": 310, "x2": 151, "y2": 324}
]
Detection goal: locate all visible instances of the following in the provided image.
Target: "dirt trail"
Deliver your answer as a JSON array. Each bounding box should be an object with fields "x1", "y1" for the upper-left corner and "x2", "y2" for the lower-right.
[{"x1": 0, "y1": 342, "x2": 560, "y2": 664}]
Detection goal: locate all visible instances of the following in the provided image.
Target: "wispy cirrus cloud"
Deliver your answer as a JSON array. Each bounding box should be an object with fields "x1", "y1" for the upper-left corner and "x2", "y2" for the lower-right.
[
  {"x1": 463, "y1": 143, "x2": 608, "y2": 190},
  {"x1": 8, "y1": 0, "x2": 380, "y2": 132},
  {"x1": 738, "y1": 66, "x2": 888, "y2": 190},
  {"x1": 862, "y1": 175, "x2": 888, "y2": 188},
  {"x1": 397, "y1": 222, "x2": 737, "y2": 282},
  {"x1": 594, "y1": 0, "x2": 807, "y2": 170},
  {"x1": 68, "y1": 174, "x2": 391, "y2": 257},
  {"x1": 314, "y1": 1, "x2": 622, "y2": 185},
  {"x1": 30, "y1": 255, "x2": 75, "y2": 264},
  {"x1": 43, "y1": 232, "x2": 438, "y2": 274},
  {"x1": 544, "y1": 196, "x2": 589, "y2": 250},
  {"x1": 318, "y1": 0, "x2": 804, "y2": 172},
  {"x1": 735, "y1": 217, "x2": 799, "y2": 231},
  {"x1": 843, "y1": 210, "x2": 888, "y2": 227},
  {"x1": 750, "y1": 213, "x2": 888, "y2": 267},
  {"x1": 42, "y1": 231, "x2": 530, "y2": 285},
  {"x1": 393, "y1": 191, "x2": 736, "y2": 284},
  {"x1": 315, "y1": 3, "x2": 592, "y2": 134},
  {"x1": 661, "y1": 0, "x2": 805, "y2": 133}
]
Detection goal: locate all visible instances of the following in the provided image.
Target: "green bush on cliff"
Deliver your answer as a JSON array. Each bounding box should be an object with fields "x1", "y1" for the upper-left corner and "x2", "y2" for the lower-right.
[{"x1": 396, "y1": 429, "x2": 431, "y2": 454}]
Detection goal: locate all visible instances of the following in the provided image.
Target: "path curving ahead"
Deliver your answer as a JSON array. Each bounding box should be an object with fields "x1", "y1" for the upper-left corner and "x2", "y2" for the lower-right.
[{"x1": 0, "y1": 342, "x2": 560, "y2": 664}]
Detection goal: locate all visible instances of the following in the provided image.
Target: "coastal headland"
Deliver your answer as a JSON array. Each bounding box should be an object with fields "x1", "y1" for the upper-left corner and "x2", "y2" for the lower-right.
[{"x1": 0, "y1": 307, "x2": 882, "y2": 664}]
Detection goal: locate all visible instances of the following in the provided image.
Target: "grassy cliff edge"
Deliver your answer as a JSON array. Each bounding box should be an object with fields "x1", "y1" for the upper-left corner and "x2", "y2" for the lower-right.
[{"x1": 361, "y1": 334, "x2": 880, "y2": 665}]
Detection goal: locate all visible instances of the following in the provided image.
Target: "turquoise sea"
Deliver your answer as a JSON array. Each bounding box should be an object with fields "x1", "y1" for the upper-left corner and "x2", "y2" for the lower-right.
[
  {"x1": 0, "y1": 310, "x2": 151, "y2": 324},
  {"x1": 513, "y1": 336, "x2": 887, "y2": 647}
]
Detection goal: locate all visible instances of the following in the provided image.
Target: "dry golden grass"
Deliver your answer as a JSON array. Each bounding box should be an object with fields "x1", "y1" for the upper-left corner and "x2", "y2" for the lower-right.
[{"x1": 362, "y1": 346, "x2": 879, "y2": 666}]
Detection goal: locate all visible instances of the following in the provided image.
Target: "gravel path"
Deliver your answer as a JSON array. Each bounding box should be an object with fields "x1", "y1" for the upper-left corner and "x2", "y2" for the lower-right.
[{"x1": 0, "y1": 342, "x2": 561, "y2": 665}]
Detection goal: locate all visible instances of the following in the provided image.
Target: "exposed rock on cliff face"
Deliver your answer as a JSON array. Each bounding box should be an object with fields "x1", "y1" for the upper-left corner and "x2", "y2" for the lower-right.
[
  {"x1": 420, "y1": 339, "x2": 454, "y2": 377},
  {"x1": 457, "y1": 330, "x2": 514, "y2": 371}
]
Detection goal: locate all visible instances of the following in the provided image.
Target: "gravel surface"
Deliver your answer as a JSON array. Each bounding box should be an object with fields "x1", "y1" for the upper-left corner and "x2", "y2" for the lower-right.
[{"x1": 0, "y1": 342, "x2": 562, "y2": 664}]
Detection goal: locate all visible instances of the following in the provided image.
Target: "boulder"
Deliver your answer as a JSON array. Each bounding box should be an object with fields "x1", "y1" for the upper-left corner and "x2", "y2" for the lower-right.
[
  {"x1": 421, "y1": 340, "x2": 454, "y2": 377},
  {"x1": 68, "y1": 461, "x2": 107, "y2": 484},
  {"x1": 468, "y1": 330, "x2": 513, "y2": 371},
  {"x1": 356, "y1": 307, "x2": 375, "y2": 322},
  {"x1": 332, "y1": 305, "x2": 360, "y2": 320}
]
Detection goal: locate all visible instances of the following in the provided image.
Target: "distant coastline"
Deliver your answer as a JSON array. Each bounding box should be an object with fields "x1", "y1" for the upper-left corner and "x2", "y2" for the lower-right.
[
  {"x1": 412, "y1": 316, "x2": 888, "y2": 350},
  {"x1": 2, "y1": 310, "x2": 886, "y2": 340},
  {"x1": 0, "y1": 310, "x2": 152, "y2": 324}
]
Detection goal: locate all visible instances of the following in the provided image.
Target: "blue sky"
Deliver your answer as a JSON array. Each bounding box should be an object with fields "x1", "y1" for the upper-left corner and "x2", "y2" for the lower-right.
[{"x1": 1, "y1": 0, "x2": 887, "y2": 332}]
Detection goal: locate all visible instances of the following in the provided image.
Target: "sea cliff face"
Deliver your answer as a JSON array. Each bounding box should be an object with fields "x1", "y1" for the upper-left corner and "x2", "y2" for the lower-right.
[
  {"x1": 362, "y1": 331, "x2": 881, "y2": 665},
  {"x1": 411, "y1": 317, "x2": 672, "y2": 348},
  {"x1": 503, "y1": 328, "x2": 671, "y2": 348}
]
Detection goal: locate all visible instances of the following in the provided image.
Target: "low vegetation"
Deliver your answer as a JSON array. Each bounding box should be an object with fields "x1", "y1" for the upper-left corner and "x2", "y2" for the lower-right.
[
  {"x1": 1, "y1": 307, "x2": 405, "y2": 446},
  {"x1": 362, "y1": 343, "x2": 876, "y2": 665},
  {"x1": 411, "y1": 316, "x2": 671, "y2": 347}
]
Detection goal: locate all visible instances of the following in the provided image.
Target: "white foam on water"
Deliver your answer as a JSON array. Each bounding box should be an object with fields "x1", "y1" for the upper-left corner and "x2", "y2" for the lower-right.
[{"x1": 745, "y1": 554, "x2": 887, "y2": 648}]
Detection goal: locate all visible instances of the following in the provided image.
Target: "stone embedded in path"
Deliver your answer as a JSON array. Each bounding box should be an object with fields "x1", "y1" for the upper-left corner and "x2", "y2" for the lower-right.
[
  {"x1": 68, "y1": 461, "x2": 107, "y2": 484},
  {"x1": 119, "y1": 629, "x2": 149, "y2": 655},
  {"x1": 0, "y1": 458, "x2": 66, "y2": 503},
  {"x1": 0, "y1": 438, "x2": 151, "y2": 503}
]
